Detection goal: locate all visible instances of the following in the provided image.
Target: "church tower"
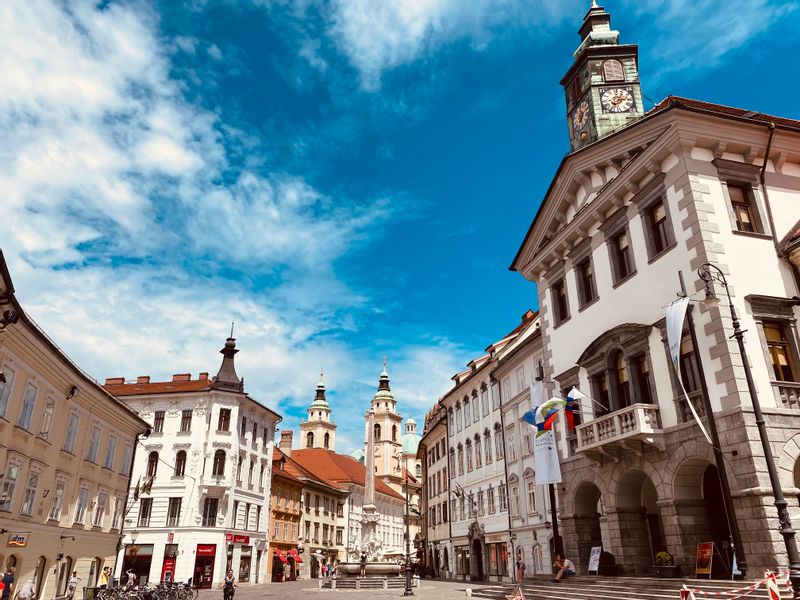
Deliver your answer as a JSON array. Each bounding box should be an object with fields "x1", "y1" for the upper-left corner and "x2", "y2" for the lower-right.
[
  {"x1": 365, "y1": 361, "x2": 403, "y2": 485},
  {"x1": 561, "y1": 1, "x2": 644, "y2": 152},
  {"x1": 300, "y1": 370, "x2": 336, "y2": 450}
]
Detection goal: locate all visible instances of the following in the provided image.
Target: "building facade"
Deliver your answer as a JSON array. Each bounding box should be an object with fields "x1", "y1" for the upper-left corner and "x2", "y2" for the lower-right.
[
  {"x1": 511, "y1": 3, "x2": 800, "y2": 577},
  {"x1": 106, "y1": 338, "x2": 281, "y2": 587},
  {"x1": 268, "y1": 448, "x2": 303, "y2": 582},
  {"x1": 418, "y1": 400, "x2": 450, "y2": 578},
  {"x1": 0, "y1": 251, "x2": 148, "y2": 600}
]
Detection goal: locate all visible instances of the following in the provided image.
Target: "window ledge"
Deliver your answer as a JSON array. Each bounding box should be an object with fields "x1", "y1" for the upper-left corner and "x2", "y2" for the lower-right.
[
  {"x1": 60, "y1": 449, "x2": 76, "y2": 458},
  {"x1": 13, "y1": 424, "x2": 32, "y2": 436},
  {"x1": 732, "y1": 229, "x2": 774, "y2": 241},
  {"x1": 553, "y1": 315, "x2": 571, "y2": 330},
  {"x1": 149, "y1": 431, "x2": 164, "y2": 437},
  {"x1": 216, "y1": 430, "x2": 231, "y2": 435},
  {"x1": 176, "y1": 431, "x2": 192, "y2": 436},
  {"x1": 577, "y1": 295, "x2": 600, "y2": 314},
  {"x1": 612, "y1": 270, "x2": 638, "y2": 289},
  {"x1": 646, "y1": 241, "x2": 677, "y2": 265}
]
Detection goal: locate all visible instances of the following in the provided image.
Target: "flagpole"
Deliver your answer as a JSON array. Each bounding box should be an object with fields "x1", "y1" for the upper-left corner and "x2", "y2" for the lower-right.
[{"x1": 536, "y1": 362, "x2": 563, "y2": 560}]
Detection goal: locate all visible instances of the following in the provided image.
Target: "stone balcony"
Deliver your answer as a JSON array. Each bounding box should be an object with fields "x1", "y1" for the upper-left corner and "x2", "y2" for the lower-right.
[
  {"x1": 575, "y1": 403, "x2": 664, "y2": 463},
  {"x1": 773, "y1": 381, "x2": 800, "y2": 410}
]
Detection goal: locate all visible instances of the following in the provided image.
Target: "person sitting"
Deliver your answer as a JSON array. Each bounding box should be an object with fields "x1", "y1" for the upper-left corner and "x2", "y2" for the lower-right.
[{"x1": 552, "y1": 554, "x2": 575, "y2": 583}]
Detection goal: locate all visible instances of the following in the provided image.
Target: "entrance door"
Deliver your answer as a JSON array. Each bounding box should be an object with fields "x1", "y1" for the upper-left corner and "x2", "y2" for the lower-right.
[
  {"x1": 471, "y1": 539, "x2": 484, "y2": 581},
  {"x1": 193, "y1": 545, "x2": 217, "y2": 589},
  {"x1": 703, "y1": 465, "x2": 732, "y2": 577}
]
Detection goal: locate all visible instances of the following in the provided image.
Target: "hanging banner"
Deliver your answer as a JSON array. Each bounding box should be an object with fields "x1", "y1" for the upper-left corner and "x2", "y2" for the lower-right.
[
  {"x1": 533, "y1": 428, "x2": 561, "y2": 485},
  {"x1": 666, "y1": 297, "x2": 712, "y2": 444}
]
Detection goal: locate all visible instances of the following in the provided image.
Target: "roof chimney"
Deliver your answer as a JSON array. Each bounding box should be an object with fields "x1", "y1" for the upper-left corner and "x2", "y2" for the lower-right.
[
  {"x1": 199, "y1": 372, "x2": 209, "y2": 381},
  {"x1": 137, "y1": 376, "x2": 151, "y2": 384},
  {"x1": 105, "y1": 377, "x2": 125, "y2": 386},
  {"x1": 172, "y1": 373, "x2": 191, "y2": 382},
  {"x1": 280, "y1": 430, "x2": 293, "y2": 456}
]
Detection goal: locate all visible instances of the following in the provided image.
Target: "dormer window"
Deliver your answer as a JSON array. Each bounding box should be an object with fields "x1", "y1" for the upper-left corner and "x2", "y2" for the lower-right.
[{"x1": 603, "y1": 59, "x2": 624, "y2": 82}]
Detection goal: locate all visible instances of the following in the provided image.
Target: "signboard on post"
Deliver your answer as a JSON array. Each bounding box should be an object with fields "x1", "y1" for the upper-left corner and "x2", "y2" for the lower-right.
[
  {"x1": 695, "y1": 542, "x2": 714, "y2": 578},
  {"x1": 587, "y1": 546, "x2": 602, "y2": 574}
]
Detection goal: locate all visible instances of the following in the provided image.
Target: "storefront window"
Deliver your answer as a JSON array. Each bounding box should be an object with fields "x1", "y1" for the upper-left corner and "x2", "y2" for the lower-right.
[
  {"x1": 487, "y1": 543, "x2": 508, "y2": 576},
  {"x1": 239, "y1": 546, "x2": 252, "y2": 582}
]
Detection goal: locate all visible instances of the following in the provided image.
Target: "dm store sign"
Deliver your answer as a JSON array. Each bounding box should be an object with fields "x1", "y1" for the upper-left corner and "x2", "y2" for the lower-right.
[{"x1": 7, "y1": 533, "x2": 29, "y2": 548}]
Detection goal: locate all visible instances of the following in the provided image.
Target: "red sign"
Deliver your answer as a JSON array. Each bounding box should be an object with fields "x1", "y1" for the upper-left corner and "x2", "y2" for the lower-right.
[
  {"x1": 225, "y1": 534, "x2": 233, "y2": 542},
  {"x1": 168, "y1": 532, "x2": 174, "y2": 543},
  {"x1": 695, "y1": 542, "x2": 714, "y2": 577},
  {"x1": 197, "y1": 544, "x2": 217, "y2": 556},
  {"x1": 233, "y1": 535, "x2": 249, "y2": 544}
]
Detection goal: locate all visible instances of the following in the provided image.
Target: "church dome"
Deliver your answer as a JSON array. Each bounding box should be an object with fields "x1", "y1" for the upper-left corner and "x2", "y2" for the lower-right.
[{"x1": 401, "y1": 430, "x2": 421, "y2": 456}]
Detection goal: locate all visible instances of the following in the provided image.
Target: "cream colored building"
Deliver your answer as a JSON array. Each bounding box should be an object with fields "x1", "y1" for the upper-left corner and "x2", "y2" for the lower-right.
[{"x1": 0, "y1": 251, "x2": 148, "y2": 600}]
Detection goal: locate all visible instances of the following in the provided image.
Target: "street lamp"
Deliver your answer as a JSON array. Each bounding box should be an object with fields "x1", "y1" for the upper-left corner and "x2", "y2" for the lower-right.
[
  {"x1": 699, "y1": 262, "x2": 800, "y2": 597},
  {"x1": 396, "y1": 452, "x2": 414, "y2": 596}
]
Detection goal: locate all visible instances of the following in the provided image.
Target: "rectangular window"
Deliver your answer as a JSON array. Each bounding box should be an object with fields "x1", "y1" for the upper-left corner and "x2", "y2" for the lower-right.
[
  {"x1": 313, "y1": 523, "x2": 319, "y2": 542},
  {"x1": 63, "y1": 413, "x2": 79, "y2": 453},
  {"x1": 336, "y1": 528, "x2": 343, "y2": 545},
  {"x1": 516, "y1": 366, "x2": 526, "y2": 393},
  {"x1": 0, "y1": 365, "x2": 14, "y2": 418},
  {"x1": 466, "y1": 444, "x2": 473, "y2": 472},
  {"x1": 38, "y1": 398, "x2": 55, "y2": 440},
  {"x1": 75, "y1": 486, "x2": 90, "y2": 524},
  {"x1": 576, "y1": 257, "x2": 597, "y2": 307},
  {"x1": 167, "y1": 497, "x2": 182, "y2": 527},
  {"x1": 252, "y1": 422, "x2": 257, "y2": 442},
  {"x1": 305, "y1": 492, "x2": 311, "y2": 513},
  {"x1": 138, "y1": 497, "x2": 152, "y2": 527},
  {"x1": 49, "y1": 481, "x2": 66, "y2": 520},
  {"x1": 304, "y1": 521, "x2": 310, "y2": 541},
  {"x1": 180, "y1": 409, "x2": 192, "y2": 432},
  {"x1": 240, "y1": 417, "x2": 247, "y2": 438},
  {"x1": 679, "y1": 335, "x2": 702, "y2": 394},
  {"x1": 728, "y1": 183, "x2": 760, "y2": 233},
  {"x1": 111, "y1": 496, "x2": 123, "y2": 529},
  {"x1": 635, "y1": 355, "x2": 653, "y2": 403},
  {"x1": 481, "y1": 389, "x2": 489, "y2": 416},
  {"x1": 499, "y1": 484, "x2": 507, "y2": 512},
  {"x1": 475, "y1": 439, "x2": 482, "y2": 468},
  {"x1": 552, "y1": 278, "x2": 569, "y2": 324},
  {"x1": 218, "y1": 409, "x2": 231, "y2": 431},
  {"x1": 495, "y1": 430, "x2": 504, "y2": 459},
  {"x1": 527, "y1": 481, "x2": 536, "y2": 513},
  {"x1": 612, "y1": 230, "x2": 634, "y2": 282},
  {"x1": 507, "y1": 431, "x2": 515, "y2": 461},
  {"x1": 451, "y1": 498, "x2": 457, "y2": 520},
  {"x1": 273, "y1": 521, "x2": 279, "y2": 540},
  {"x1": 487, "y1": 487, "x2": 495, "y2": 514},
  {"x1": 202, "y1": 497, "x2": 218, "y2": 527},
  {"x1": 648, "y1": 200, "x2": 670, "y2": 254},
  {"x1": 121, "y1": 444, "x2": 133, "y2": 475},
  {"x1": 464, "y1": 401, "x2": 471, "y2": 424},
  {"x1": 93, "y1": 490, "x2": 108, "y2": 527},
  {"x1": 764, "y1": 321, "x2": 798, "y2": 382},
  {"x1": 337, "y1": 503, "x2": 344, "y2": 517},
  {"x1": 20, "y1": 471, "x2": 39, "y2": 516},
  {"x1": 153, "y1": 410, "x2": 165, "y2": 433},
  {"x1": 103, "y1": 436, "x2": 117, "y2": 469},
  {"x1": 18, "y1": 382, "x2": 37, "y2": 430},
  {"x1": 510, "y1": 486, "x2": 519, "y2": 516},
  {"x1": 263, "y1": 426, "x2": 268, "y2": 446},
  {"x1": 501, "y1": 378, "x2": 511, "y2": 403},
  {"x1": 86, "y1": 426, "x2": 101, "y2": 462}
]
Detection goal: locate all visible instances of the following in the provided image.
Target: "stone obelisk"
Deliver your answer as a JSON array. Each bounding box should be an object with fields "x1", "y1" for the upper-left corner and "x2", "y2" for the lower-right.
[{"x1": 361, "y1": 409, "x2": 379, "y2": 558}]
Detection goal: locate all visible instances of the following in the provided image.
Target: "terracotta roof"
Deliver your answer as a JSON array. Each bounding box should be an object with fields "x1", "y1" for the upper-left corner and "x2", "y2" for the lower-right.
[
  {"x1": 292, "y1": 448, "x2": 404, "y2": 500},
  {"x1": 272, "y1": 447, "x2": 340, "y2": 491},
  {"x1": 649, "y1": 96, "x2": 800, "y2": 130},
  {"x1": 779, "y1": 219, "x2": 800, "y2": 255},
  {"x1": 104, "y1": 378, "x2": 212, "y2": 396}
]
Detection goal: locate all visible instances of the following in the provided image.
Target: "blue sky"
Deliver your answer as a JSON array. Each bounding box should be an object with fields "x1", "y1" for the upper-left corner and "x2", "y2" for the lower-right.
[{"x1": 1, "y1": 0, "x2": 798, "y2": 453}]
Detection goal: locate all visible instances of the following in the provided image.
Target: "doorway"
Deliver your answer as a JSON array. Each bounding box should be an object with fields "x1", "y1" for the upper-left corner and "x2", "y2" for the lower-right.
[
  {"x1": 471, "y1": 539, "x2": 484, "y2": 581},
  {"x1": 193, "y1": 545, "x2": 216, "y2": 589},
  {"x1": 34, "y1": 556, "x2": 47, "y2": 599}
]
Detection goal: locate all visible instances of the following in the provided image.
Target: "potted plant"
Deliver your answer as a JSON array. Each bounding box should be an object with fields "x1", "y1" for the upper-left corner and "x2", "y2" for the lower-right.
[
  {"x1": 654, "y1": 551, "x2": 679, "y2": 578},
  {"x1": 598, "y1": 551, "x2": 617, "y2": 576}
]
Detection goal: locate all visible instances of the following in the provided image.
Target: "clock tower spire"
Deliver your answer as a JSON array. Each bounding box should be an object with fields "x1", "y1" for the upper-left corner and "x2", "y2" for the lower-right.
[{"x1": 561, "y1": 1, "x2": 644, "y2": 152}]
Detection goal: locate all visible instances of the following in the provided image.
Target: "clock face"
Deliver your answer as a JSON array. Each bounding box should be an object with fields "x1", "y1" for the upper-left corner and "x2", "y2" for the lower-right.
[
  {"x1": 572, "y1": 101, "x2": 590, "y2": 131},
  {"x1": 601, "y1": 87, "x2": 635, "y2": 113}
]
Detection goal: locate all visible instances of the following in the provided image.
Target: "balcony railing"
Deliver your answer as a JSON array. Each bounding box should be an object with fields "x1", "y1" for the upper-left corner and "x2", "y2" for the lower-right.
[
  {"x1": 575, "y1": 403, "x2": 664, "y2": 461},
  {"x1": 773, "y1": 381, "x2": 800, "y2": 409}
]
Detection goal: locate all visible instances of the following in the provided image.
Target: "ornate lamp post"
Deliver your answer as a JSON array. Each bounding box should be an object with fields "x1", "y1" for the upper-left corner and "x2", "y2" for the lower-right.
[
  {"x1": 699, "y1": 262, "x2": 800, "y2": 597},
  {"x1": 397, "y1": 452, "x2": 414, "y2": 596}
]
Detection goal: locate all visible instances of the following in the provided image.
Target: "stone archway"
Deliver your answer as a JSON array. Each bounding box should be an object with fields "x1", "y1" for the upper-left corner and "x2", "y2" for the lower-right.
[
  {"x1": 471, "y1": 538, "x2": 484, "y2": 581},
  {"x1": 614, "y1": 469, "x2": 665, "y2": 574},
  {"x1": 569, "y1": 481, "x2": 604, "y2": 573}
]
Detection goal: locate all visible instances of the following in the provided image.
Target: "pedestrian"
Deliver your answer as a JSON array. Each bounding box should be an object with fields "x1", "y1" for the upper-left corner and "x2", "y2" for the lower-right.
[
  {"x1": 359, "y1": 552, "x2": 367, "y2": 578},
  {"x1": 124, "y1": 570, "x2": 137, "y2": 590},
  {"x1": 516, "y1": 555, "x2": 526, "y2": 582},
  {"x1": 331, "y1": 561, "x2": 338, "y2": 580},
  {"x1": 551, "y1": 554, "x2": 575, "y2": 583},
  {"x1": 221, "y1": 570, "x2": 237, "y2": 600},
  {"x1": 99, "y1": 567, "x2": 110, "y2": 590},
  {"x1": 66, "y1": 571, "x2": 81, "y2": 600},
  {"x1": 16, "y1": 579, "x2": 35, "y2": 600},
  {"x1": 1, "y1": 567, "x2": 15, "y2": 600}
]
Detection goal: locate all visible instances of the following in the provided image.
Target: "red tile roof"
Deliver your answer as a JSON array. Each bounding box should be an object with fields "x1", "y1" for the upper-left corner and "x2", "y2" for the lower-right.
[
  {"x1": 104, "y1": 378, "x2": 212, "y2": 396},
  {"x1": 649, "y1": 96, "x2": 800, "y2": 131},
  {"x1": 272, "y1": 447, "x2": 337, "y2": 490},
  {"x1": 292, "y1": 449, "x2": 404, "y2": 500}
]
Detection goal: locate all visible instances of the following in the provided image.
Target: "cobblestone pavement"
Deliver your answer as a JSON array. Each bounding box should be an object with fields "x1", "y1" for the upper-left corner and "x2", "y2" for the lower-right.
[{"x1": 197, "y1": 579, "x2": 483, "y2": 600}]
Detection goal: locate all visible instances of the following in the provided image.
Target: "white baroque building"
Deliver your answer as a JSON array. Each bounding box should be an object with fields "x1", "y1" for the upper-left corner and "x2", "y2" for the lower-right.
[{"x1": 105, "y1": 336, "x2": 281, "y2": 587}]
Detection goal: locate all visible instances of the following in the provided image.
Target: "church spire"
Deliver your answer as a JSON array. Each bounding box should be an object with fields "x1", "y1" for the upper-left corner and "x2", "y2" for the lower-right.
[{"x1": 212, "y1": 331, "x2": 244, "y2": 392}]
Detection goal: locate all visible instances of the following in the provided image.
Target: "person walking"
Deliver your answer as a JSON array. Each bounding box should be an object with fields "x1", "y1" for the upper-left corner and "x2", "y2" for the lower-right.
[
  {"x1": 516, "y1": 555, "x2": 526, "y2": 582},
  {"x1": 359, "y1": 552, "x2": 367, "y2": 578},
  {"x1": 221, "y1": 570, "x2": 237, "y2": 600},
  {"x1": 1, "y1": 567, "x2": 15, "y2": 600},
  {"x1": 551, "y1": 554, "x2": 575, "y2": 583},
  {"x1": 16, "y1": 579, "x2": 35, "y2": 600},
  {"x1": 66, "y1": 571, "x2": 81, "y2": 600}
]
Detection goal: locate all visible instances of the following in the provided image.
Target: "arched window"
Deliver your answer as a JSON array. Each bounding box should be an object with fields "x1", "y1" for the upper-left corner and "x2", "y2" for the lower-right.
[
  {"x1": 472, "y1": 390, "x2": 480, "y2": 423},
  {"x1": 374, "y1": 424, "x2": 381, "y2": 441},
  {"x1": 392, "y1": 425, "x2": 397, "y2": 442},
  {"x1": 324, "y1": 432, "x2": 330, "y2": 449},
  {"x1": 463, "y1": 398, "x2": 470, "y2": 425},
  {"x1": 603, "y1": 59, "x2": 624, "y2": 82},
  {"x1": 494, "y1": 424, "x2": 504, "y2": 459},
  {"x1": 455, "y1": 402, "x2": 462, "y2": 432},
  {"x1": 448, "y1": 409, "x2": 454, "y2": 430},
  {"x1": 146, "y1": 451, "x2": 158, "y2": 478},
  {"x1": 212, "y1": 450, "x2": 225, "y2": 476},
  {"x1": 465, "y1": 440, "x2": 473, "y2": 472},
  {"x1": 415, "y1": 463, "x2": 421, "y2": 477},
  {"x1": 174, "y1": 451, "x2": 186, "y2": 477},
  {"x1": 306, "y1": 432, "x2": 314, "y2": 448},
  {"x1": 457, "y1": 444, "x2": 464, "y2": 475}
]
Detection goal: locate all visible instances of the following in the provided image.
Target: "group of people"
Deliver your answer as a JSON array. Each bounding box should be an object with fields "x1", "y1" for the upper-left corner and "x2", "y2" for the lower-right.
[{"x1": 514, "y1": 553, "x2": 575, "y2": 584}]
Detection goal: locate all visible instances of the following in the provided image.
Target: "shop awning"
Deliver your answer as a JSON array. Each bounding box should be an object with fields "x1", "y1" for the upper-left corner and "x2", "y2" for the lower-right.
[
  {"x1": 273, "y1": 550, "x2": 288, "y2": 563},
  {"x1": 288, "y1": 550, "x2": 303, "y2": 563}
]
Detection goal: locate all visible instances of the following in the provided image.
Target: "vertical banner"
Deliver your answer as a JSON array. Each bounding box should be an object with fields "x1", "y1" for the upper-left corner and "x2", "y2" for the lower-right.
[
  {"x1": 666, "y1": 297, "x2": 712, "y2": 444},
  {"x1": 533, "y1": 429, "x2": 561, "y2": 485}
]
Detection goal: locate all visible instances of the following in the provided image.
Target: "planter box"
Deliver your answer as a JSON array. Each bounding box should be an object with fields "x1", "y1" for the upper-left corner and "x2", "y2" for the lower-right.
[{"x1": 654, "y1": 565, "x2": 679, "y2": 578}]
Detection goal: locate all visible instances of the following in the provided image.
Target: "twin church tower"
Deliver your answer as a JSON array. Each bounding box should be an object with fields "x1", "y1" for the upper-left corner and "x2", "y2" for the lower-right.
[{"x1": 299, "y1": 363, "x2": 421, "y2": 485}]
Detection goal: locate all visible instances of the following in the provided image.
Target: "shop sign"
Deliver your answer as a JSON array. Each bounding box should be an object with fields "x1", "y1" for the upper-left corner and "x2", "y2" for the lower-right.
[
  {"x1": 225, "y1": 533, "x2": 233, "y2": 542},
  {"x1": 197, "y1": 544, "x2": 217, "y2": 556},
  {"x1": 233, "y1": 535, "x2": 250, "y2": 544},
  {"x1": 695, "y1": 542, "x2": 714, "y2": 577},
  {"x1": 486, "y1": 534, "x2": 505, "y2": 543},
  {"x1": 6, "y1": 532, "x2": 29, "y2": 548},
  {"x1": 168, "y1": 532, "x2": 174, "y2": 543}
]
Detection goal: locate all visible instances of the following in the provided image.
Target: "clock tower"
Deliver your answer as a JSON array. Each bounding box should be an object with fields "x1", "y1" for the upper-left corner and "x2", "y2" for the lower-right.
[{"x1": 561, "y1": 1, "x2": 644, "y2": 152}]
